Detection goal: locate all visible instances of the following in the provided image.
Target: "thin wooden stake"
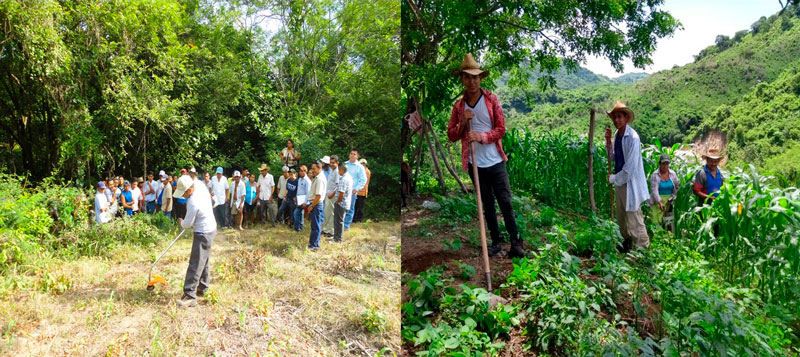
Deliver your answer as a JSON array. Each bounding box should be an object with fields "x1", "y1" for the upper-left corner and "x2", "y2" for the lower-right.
[{"x1": 588, "y1": 109, "x2": 596, "y2": 213}]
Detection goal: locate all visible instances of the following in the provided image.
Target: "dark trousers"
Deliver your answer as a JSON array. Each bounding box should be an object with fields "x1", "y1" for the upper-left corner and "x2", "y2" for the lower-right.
[
  {"x1": 258, "y1": 199, "x2": 276, "y2": 225},
  {"x1": 278, "y1": 198, "x2": 296, "y2": 225},
  {"x1": 213, "y1": 204, "x2": 227, "y2": 228},
  {"x1": 467, "y1": 162, "x2": 519, "y2": 246},
  {"x1": 307, "y1": 203, "x2": 323, "y2": 248},
  {"x1": 334, "y1": 204, "x2": 346, "y2": 242},
  {"x1": 183, "y1": 230, "x2": 216, "y2": 299},
  {"x1": 353, "y1": 195, "x2": 367, "y2": 222}
]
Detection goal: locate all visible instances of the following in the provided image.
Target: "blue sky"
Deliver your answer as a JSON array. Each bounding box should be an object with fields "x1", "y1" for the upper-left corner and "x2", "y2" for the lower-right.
[{"x1": 583, "y1": 0, "x2": 785, "y2": 77}]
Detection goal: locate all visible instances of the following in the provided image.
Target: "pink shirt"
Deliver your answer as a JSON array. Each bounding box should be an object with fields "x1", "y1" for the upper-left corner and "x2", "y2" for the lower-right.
[{"x1": 447, "y1": 89, "x2": 508, "y2": 171}]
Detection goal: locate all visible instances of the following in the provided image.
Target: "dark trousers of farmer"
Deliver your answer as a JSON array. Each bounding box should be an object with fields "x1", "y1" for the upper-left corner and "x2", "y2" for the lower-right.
[
  {"x1": 353, "y1": 195, "x2": 367, "y2": 222},
  {"x1": 258, "y1": 199, "x2": 276, "y2": 225},
  {"x1": 333, "y1": 204, "x2": 346, "y2": 242},
  {"x1": 183, "y1": 230, "x2": 216, "y2": 299},
  {"x1": 213, "y1": 204, "x2": 227, "y2": 228},
  {"x1": 467, "y1": 162, "x2": 519, "y2": 247},
  {"x1": 293, "y1": 205, "x2": 305, "y2": 231},
  {"x1": 307, "y1": 203, "x2": 324, "y2": 248},
  {"x1": 146, "y1": 201, "x2": 156, "y2": 214},
  {"x1": 277, "y1": 198, "x2": 295, "y2": 226}
]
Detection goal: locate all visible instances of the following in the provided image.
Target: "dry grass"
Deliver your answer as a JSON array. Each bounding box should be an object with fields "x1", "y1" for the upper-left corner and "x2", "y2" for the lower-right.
[{"x1": 0, "y1": 221, "x2": 400, "y2": 356}]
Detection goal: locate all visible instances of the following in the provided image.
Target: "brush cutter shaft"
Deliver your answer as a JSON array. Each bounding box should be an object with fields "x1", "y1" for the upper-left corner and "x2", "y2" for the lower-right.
[{"x1": 147, "y1": 229, "x2": 186, "y2": 282}]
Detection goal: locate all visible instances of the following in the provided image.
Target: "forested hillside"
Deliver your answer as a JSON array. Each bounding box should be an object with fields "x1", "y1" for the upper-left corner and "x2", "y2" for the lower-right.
[{"x1": 502, "y1": 4, "x2": 800, "y2": 173}]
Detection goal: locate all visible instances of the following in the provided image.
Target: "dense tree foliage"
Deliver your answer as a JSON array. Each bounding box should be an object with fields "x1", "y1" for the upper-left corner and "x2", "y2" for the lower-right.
[
  {"x1": 0, "y1": 0, "x2": 399, "y2": 217},
  {"x1": 400, "y1": 0, "x2": 678, "y2": 128}
]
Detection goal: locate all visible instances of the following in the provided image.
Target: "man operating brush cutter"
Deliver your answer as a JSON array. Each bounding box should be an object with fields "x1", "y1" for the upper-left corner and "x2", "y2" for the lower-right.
[{"x1": 174, "y1": 174, "x2": 217, "y2": 308}]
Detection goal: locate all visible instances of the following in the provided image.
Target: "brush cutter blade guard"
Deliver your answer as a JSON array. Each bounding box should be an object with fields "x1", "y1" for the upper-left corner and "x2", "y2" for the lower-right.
[{"x1": 146, "y1": 275, "x2": 167, "y2": 290}]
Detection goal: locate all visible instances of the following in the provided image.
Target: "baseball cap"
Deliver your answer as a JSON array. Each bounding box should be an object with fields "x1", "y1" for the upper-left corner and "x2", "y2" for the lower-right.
[
  {"x1": 216, "y1": 167, "x2": 223, "y2": 174},
  {"x1": 172, "y1": 175, "x2": 195, "y2": 198},
  {"x1": 282, "y1": 165, "x2": 289, "y2": 172},
  {"x1": 97, "y1": 181, "x2": 106, "y2": 189},
  {"x1": 233, "y1": 170, "x2": 241, "y2": 177},
  {"x1": 189, "y1": 167, "x2": 197, "y2": 173}
]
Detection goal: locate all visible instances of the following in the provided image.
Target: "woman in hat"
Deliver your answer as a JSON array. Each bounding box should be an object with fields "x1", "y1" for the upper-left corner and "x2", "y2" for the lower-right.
[
  {"x1": 604, "y1": 101, "x2": 650, "y2": 251},
  {"x1": 649, "y1": 154, "x2": 679, "y2": 230},
  {"x1": 693, "y1": 148, "x2": 725, "y2": 206}
]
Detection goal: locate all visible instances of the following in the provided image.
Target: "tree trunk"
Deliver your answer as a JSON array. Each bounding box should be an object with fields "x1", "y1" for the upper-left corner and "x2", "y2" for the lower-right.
[
  {"x1": 423, "y1": 122, "x2": 447, "y2": 195},
  {"x1": 430, "y1": 122, "x2": 468, "y2": 193}
]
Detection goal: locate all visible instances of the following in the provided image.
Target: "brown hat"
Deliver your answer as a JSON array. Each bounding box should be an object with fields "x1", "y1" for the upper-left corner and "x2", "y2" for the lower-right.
[
  {"x1": 452, "y1": 53, "x2": 489, "y2": 79},
  {"x1": 702, "y1": 148, "x2": 724, "y2": 160},
  {"x1": 606, "y1": 101, "x2": 635, "y2": 123}
]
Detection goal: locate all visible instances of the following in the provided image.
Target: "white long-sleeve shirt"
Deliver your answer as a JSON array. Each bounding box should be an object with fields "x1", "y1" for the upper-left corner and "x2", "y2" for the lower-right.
[
  {"x1": 182, "y1": 179, "x2": 217, "y2": 234},
  {"x1": 607, "y1": 125, "x2": 649, "y2": 212}
]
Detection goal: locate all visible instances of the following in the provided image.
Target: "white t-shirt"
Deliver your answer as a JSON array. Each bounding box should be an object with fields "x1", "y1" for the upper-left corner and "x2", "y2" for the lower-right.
[
  {"x1": 131, "y1": 187, "x2": 143, "y2": 211},
  {"x1": 143, "y1": 180, "x2": 161, "y2": 202},
  {"x1": 229, "y1": 179, "x2": 246, "y2": 208},
  {"x1": 281, "y1": 147, "x2": 299, "y2": 166},
  {"x1": 337, "y1": 173, "x2": 354, "y2": 210},
  {"x1": 182, "y1": 179, "x2": 217, "y2": 234},
  {"x1": 257, "y1": 174, "x2": 275, "y2": 200},
  {"x1": 209, "y1": 175, "x2": 229, "y2": 206},
  {"x1": 95, "y1": 192, "x2": 110, "y2": 224},
  {"x1": 466, "y1": 95, "x2": 503, "y2": 168}
]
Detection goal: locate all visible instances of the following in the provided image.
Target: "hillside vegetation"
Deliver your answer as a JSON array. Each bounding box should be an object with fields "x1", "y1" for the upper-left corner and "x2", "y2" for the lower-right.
[{"x1": 500, "y1": 5, "x2": 800, "y2": 176}]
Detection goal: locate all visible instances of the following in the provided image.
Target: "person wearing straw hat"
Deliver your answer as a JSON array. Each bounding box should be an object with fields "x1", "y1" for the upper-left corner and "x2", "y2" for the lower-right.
[
  {"x1": 175, "y1": 174, "x2": 217, "y2": 308},
  {"x1": 693, "y1": 148, "x2": 726, "y2": 206},
  {"x1": 256, "y1": 164, "x2": 276, "y2": 226},
  {"x1": 649, "y1": 154, "x2": 679, "y2": 230},
  {"x1": 446, "y1": 53, "x2": 524, "y2": 258},
  {"x1": 604, "y1": 101, "x2": 650, "y2": 251}
]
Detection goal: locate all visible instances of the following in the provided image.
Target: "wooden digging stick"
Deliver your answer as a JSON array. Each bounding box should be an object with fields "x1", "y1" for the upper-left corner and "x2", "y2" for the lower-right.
[
  {"x1": 606, "y1": 125, "x2": 615, "y2": 220},
  {"x1": 467, "y1": 120, "x2": 492, "y2": 291}
]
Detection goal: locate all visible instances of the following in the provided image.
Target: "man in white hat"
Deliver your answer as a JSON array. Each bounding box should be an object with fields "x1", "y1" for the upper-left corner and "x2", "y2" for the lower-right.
[
  {"x1": 319, "y1": 155, "x2": 332, "y2": 180},
  {"x1": 175, "y1": 174, "x2": 216, "y2": 308},
  {"x1": 693, "y1": 148, "x2": 725, "y2": 206},
  {"x1": 230, "y1": 170, "x2": 246, "y2": 230},
  {"x1": 446, "y1": 53, "x2": 524, "y2": 258},
  {"x1": 256, "y1": 164, "x2": 276, "y2": 226},
  {"x1": 209, "y1": 167, "x2": 229, "y2": 228},
  {"x1": 160, "y1": 173, "x2": 173, "y2": 219},
  {"x1": 604, "y1": 101, "x2": 650, "y2": 251}
]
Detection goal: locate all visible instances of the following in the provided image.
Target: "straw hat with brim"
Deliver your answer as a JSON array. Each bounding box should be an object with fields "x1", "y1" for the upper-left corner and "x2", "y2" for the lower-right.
[
  {"x1": 702, "y1": 148, "x2": 724, "y2": 160},
  {"x1": 172, "y1": 176, "x2": 194, "y2": 198},
  {"x1": 452, "y1": 53, "x2": 489, "y2": 79},
  {"x1": 606, "y1": 101, "x2": 635, "y2": 123},
  {"x1": 259, "y1": 164, "x2": 269, "y2": 171}
]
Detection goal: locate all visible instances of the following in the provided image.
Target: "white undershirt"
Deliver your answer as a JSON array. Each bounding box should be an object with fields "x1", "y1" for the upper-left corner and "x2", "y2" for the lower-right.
[{"x1": 466, "y1": 95, "x2": 503, "y2": 168}]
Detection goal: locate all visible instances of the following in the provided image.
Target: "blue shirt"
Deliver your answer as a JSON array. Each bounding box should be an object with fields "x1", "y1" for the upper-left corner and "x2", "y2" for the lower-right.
[
  {"x1": 658, "y1": 178, "x2": 674, "y2": 196},
  {"x1": 345, "y1": 161, "x2": 367, "y2": 191},
  {"x1": 122, "y1": 190, "x2": 133, "y2": 215},
  {"x1": 286, "y1": 178, "x2": 298, "y2": 198},
  {"x1": 704, "y1": 166, "x2": 723, "y2": 199},
  {"x1": 245, "y1": 181, "x2": 257, "y2": 205}
]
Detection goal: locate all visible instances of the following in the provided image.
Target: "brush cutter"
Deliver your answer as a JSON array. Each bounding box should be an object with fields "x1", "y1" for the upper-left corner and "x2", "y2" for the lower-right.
[{"x1": 146, "y1": 229, "x2": 186, "y2": 291}]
